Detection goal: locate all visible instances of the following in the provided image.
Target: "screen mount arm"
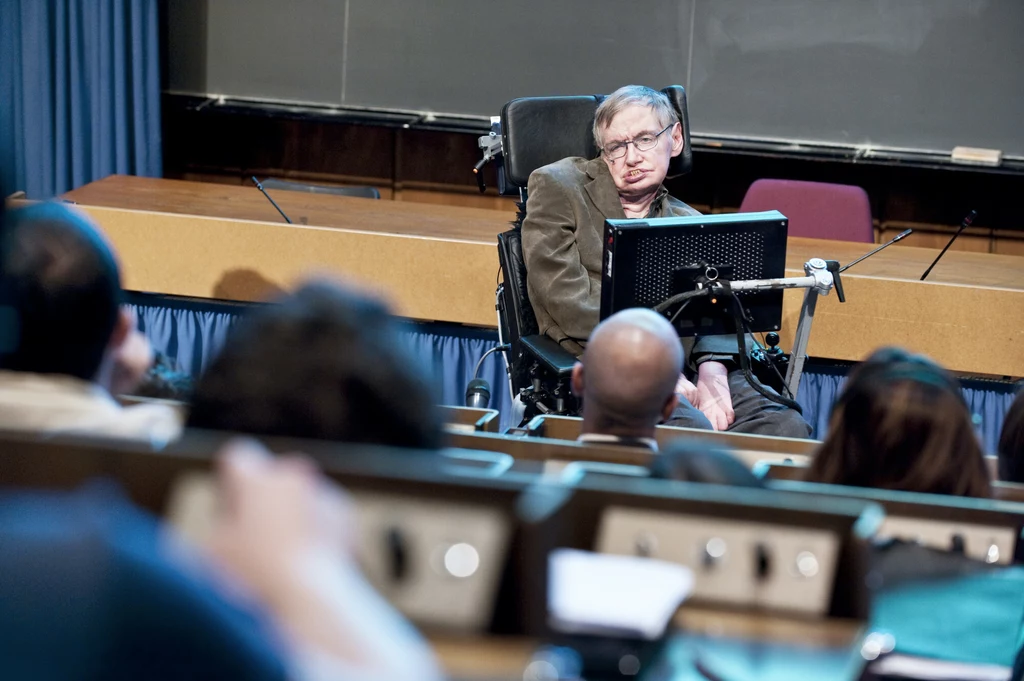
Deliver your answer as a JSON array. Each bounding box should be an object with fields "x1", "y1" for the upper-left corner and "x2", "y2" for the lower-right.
[{"x1": 700, "y1": 258, "x2": 836, "y2": 396}]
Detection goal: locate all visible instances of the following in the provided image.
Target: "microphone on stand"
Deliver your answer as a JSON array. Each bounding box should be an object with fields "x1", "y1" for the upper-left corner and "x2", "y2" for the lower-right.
[
  {"x1": 839, "y1": 228, "x2": 913, "y2": 273},
  {"x1": 251, "y1": 176, "x2": 293, "y2": 224},
  {"x1": 920, "y1": 210, "x2": 977, "y2": 281},
  {"x1": 464, "y1": 344, "x2": 509, "y2": 409},
  {"x1": 465, "y1": 379, "x2": 491, "y2": 410}
]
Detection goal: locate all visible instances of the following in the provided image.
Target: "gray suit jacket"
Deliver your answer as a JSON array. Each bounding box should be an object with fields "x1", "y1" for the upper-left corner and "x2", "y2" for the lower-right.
[{"x1": 521, "y1": 156, "x2": 741, "y2": 363}]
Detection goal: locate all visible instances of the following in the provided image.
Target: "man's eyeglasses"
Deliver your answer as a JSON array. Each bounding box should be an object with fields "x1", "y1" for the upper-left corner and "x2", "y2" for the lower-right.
[{"x1": 601, "y1": 124, "x2": 674, "y2": 160}]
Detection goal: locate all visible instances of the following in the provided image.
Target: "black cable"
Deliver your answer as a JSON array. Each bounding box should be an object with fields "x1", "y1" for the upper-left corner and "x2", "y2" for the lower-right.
[
  {"x1": 764, "y1": 350, "x2": 793, "y2": 399},
  {"x1": 654, "y1": 288, "x2": 711, "y2": 337},
  {"x1": 473, "y1": 344, "x2": 511, "y2": 379},
  {"x1": 668, "y1": 298, "x2": 693, "y2": 326},
  {"x1": 656, "y1": 284, "x2": 799, "y2": 411},
  {"x1": 724, "y1": 289, "x2": 803, "y2": 413},
  {"x1": 752, "y1": 330, "x2": 794, "y2": 399},
  {"x1": 652, "y1": 288, "x2": 710, "y2": 316},
  {"x1": 749, "y1": 321, "x2": 794, "y2": 400}
]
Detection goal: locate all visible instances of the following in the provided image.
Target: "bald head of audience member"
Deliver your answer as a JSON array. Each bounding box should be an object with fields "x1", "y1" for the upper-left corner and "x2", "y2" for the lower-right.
[{"x1": 572, "y1": 308, "x2": 683, "y2": 440}]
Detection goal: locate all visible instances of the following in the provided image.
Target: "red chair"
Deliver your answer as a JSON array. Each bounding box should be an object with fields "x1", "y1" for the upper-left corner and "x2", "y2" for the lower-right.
[{"x1": 739, "y1": 179, "x2": 874, "y2": 243}]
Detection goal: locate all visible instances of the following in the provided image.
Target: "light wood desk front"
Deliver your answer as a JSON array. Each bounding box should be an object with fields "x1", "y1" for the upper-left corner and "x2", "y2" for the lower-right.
[
  {"x1": 527, "y1": 414, "x2": 817, "y2": 458},
  {"x1": 60, "y1": 175, "x2": 1024, "y2": 377}
]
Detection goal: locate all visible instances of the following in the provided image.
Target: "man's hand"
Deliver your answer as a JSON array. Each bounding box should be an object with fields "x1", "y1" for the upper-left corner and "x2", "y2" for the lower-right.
[
  {"x1": 109, "y1": 308, "x2": 154, "y2": 396},
  {"x1": 694, "y1": 361, "x2": 735, "y2": 431},
  {"x1": 206, "y1": 439, "x2": 353, "y2": 599},
  {"x1": 207, "y1": 439, "x2": 440, "y2": 681},
  {"x1": 675, "y1": 374, "x2": 699, "y2": 406}
]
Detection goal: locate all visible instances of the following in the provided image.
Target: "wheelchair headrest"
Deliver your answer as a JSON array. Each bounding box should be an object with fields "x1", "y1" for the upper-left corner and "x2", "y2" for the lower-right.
[{"x1": 501, "y1": 85, "x2": 692, "y2": 189}]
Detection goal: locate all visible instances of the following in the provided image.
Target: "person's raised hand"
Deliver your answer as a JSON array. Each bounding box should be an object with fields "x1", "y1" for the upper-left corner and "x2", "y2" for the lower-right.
[
  {"x1": 206, "y1": 438, "x2": 440, "y2": 681},
  {"x1": 206, "y1": 438, "x2": 353, "y2": 598}
]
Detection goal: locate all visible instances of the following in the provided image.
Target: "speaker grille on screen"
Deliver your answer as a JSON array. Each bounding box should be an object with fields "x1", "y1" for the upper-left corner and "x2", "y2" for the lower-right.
[{"x1": 634, "y1": 231, "x2": 768, "y2": 306}]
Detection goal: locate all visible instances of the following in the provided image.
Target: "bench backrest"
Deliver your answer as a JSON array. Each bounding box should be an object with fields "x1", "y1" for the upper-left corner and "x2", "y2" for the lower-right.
[
  {"x1": 764, "y1": 477, "x2": 1024, "y2": 565},
  {"x1": 526, "y1": 414, "x2": 816, "y2": 468},
  {"x1": 0, "y1": 428, "x2": 553, "y2": 635},
  {"x1": 438, "y1": 405, "x2": 501, "y2": 433},
  {"x1": 0, "y1": 427, "x2": 882, "y2": 623},
  {"x1": 451, "y1": 425, "x2": 809, "y2": 472},
  {"x1": 561, "y1": 473, "x2": 880, "y2": 619}
]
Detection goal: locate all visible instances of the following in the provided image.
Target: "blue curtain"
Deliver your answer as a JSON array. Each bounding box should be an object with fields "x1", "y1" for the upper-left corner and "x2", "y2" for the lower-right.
[
  {"x1": 399, "y1": 321, "x2": 511, "y2": 429},
  {"x1": 132, "y1": 301, "x2": 241, "y2": 378},
  {"x1": 795, "y1": 364, "x2": 1018, "y2": 452},
  {"x1": 795, "y1": 363, "x2": 847, "y2": 440},
  {"x1": 126, "y1": 293, "x2": 1016, "y2": 451},
  {"x1": 127, "y1": 294, "x2": 516, "y2": 430},
  {"x1": 0, "y1": 0, "x2": 161, "y2": 199},
  {"x1": 962, "y1": 381, "x2": 1020, "y2": 456}
]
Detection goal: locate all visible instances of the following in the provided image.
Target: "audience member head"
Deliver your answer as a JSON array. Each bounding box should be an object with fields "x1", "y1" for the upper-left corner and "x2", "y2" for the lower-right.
[
  {"x1": 593, "y1": 85, "x2": 684, "y2": 200},
  {"x1": 572, "y1": 308, "x2": 683, "y2": 440},
  {"x1": 997, "y1": 387, "x2": 1024, "y2": 483},
  {"x1": 649, "y1": 441, "x2": 765, "y2": 488},
  {"x1": 188, "y1": 279, "x2": 442, "y2": 449},
  {"x1": 0, "y1": 203, "x2": 134, "y2": 384},
  {"x1": 806, "y1": 347, "x2": 990, "y2": 498}
]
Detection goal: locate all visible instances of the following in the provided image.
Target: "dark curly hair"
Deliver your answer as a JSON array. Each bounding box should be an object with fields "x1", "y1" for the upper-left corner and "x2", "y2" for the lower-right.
[{"x1": 187, "y1": 280, "x2": 442, "y2": 449}]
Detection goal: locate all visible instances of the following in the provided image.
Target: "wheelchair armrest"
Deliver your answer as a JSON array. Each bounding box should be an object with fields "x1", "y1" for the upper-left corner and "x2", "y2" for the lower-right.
[{"x1": 520, "y1": 334, "x2": 578, "y2": 378}]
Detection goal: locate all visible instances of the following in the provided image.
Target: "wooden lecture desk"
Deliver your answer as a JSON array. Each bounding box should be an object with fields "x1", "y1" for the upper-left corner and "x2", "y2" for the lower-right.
[{"x1": 59, "y1": 175, "x2": 1024, "y2": 378}]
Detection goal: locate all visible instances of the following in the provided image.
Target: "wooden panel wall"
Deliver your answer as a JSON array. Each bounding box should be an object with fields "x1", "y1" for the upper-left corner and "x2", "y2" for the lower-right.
[{"x1": 162, "y1": 96, "x2": 1024, "y2": 254}]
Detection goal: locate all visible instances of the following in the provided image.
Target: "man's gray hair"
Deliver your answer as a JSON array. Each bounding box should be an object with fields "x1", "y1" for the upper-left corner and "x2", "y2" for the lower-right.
[{"x1": 592, "y1": 85, "x2": 678, "y2": 149}]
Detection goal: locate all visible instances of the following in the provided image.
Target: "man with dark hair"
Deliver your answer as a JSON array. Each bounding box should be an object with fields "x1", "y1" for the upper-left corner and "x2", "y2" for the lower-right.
[
  {"x1": 522, "y1": 84, "x2": 809, "y2": 437},
  {"x1": 0, "y1": 203, "x2": 180, "y2": 442},
  {"x1": 188, "y1": 280, "x2": 443, "y2": 450}
]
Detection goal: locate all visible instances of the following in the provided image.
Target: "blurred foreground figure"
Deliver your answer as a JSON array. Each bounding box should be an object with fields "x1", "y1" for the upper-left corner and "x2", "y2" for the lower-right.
[
  {"x1": 0, "y1": 203, "x2": 179, "y2": 444},
  {"x1": 0, "y1": 439, "x2": 441, "y2": 681},
  {"x1": 998, "y1": 388, "x2": 1024, "y2": 483},
  {"x1": 188, "y1": 280, "x2": 442, "y2": 450}
]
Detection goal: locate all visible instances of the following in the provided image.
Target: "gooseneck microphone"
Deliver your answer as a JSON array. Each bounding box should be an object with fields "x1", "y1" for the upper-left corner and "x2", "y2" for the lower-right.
[
  {"x1": 920, "y1": 210, "x2": 977, "y2": 281},
  {"x1": 464, "y1": 344, "x2": 510, "y2": 409},
  {"x1": 465, "y1": 378, "x2": 491, "y2": 410},
  {"x1": 839, "y1": 228, "x2": 914, "y2": 274},
  {"x1": 251, "y1": 176, "x2": 293, "y2": 224}
]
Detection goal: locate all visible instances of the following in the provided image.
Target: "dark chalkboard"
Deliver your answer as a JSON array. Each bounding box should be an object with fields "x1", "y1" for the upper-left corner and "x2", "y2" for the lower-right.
[
  {"x1": 165, "y1": 0, "x2": 1024, "y2": 157},
  {"x1": 687, "y1": 1, "x2": 1024, "y2": 156},
  {"x1": 342, "y1": 0, "x2": 693, "y2": 116}
]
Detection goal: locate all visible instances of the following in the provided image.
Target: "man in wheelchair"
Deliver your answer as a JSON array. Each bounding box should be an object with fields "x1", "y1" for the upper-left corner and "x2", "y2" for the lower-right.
[{"x1": 521, "y1": 85, "x2": 809, "y2": 437}]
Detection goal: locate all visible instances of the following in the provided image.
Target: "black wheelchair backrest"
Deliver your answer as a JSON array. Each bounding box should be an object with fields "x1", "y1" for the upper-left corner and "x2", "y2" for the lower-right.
[{"x1": 497, "y1": 228, "x2": 538, "y2": 392}]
